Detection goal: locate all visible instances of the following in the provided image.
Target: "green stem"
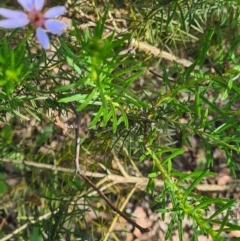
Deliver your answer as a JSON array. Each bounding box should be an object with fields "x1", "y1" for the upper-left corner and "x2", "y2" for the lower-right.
[{"x1": 146, "y1": 146, "x2": 225, "y2": 240}]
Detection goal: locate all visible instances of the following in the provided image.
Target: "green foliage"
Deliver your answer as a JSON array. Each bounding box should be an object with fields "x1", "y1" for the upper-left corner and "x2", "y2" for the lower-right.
[
  {"x1": 0, "y1": 40, "x2": 24, "y2": 93},
  {"x1": 58, "y1": 20, "x2": 147, "y2": 132},
  {"x1": 1, "y1": 0, "x2": 240, "y2": 240}
]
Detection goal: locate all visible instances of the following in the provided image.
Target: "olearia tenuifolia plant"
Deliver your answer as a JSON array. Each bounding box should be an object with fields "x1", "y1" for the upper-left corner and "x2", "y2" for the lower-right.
[{"x1": 0, "y1": 0, "x2": 240, "y2": 240}]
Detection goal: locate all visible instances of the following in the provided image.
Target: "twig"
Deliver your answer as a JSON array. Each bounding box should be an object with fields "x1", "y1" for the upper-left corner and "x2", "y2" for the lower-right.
[
  {"x1": 121, "y1": 142, "x2": 142, "y2": 177},
  {"x1": 53, "y1": 112, "x2": 149, "y2": 232},
  {"x1": 1, "y1": 158, "x2": 239, "y2": 192},
  {"x1": 148, "y1": 68, "x2": 175, "y2": 82},
  {"x1": 68, "y1": 103, "x2": 82, "y2": 173},
  {"x1": 111, "y1": 151, "x2": 130, "y2": 178},
  {"x1": 129, "y1": 38, "x2": 195, "y2": 68},
  {"x1": 74, "y1": 113, "x2": 82, "y2": 173},
  {"x1": 77, "y1": 171, "x2": 150, "y2": 233},
  {"x1": 103, "y1": 184, "x2": 138, "y2": 241},
  {"x1": 69, "y1": 105, "x2": 150, "y2": 234}
]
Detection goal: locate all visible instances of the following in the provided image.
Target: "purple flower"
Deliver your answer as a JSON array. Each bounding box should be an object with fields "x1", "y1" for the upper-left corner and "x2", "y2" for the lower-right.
[{"x1": 0, "y1": 0, "x2": 67, "y2": 49}]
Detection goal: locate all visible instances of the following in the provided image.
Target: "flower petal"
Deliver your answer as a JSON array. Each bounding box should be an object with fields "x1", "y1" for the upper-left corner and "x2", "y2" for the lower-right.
[
  {"x1": 44, "y1": 6, "x2": 66, "y2": 18},
  {"x1": 45, "y1": 19, "x2": 67, "y2": 35},
  {"x1": 0, "y1": 8, "x2": 28, "y2": 19},
  {"x1": 34, "y1": 0, "x2": 44, "y2": 11},
  {"x1": 0, "y1": 19, "x2": 29, "y2": 28},
  {"x1": 17, "y1": 0, "x2": 35, "y2": 11},
  {"x1": 36, "y1": 27, "x2": 50, "y2": 49}
]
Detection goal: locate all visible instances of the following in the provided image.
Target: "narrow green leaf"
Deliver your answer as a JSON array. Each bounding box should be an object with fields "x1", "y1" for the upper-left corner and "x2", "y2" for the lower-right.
[
  {"x1": 116, "y1": 105, "x2": 129, "y2": 129},
  {"x1": 177, "y1": 215, "x2": 183, "y2": 241},
  {"x1": 194, "y1": 198, "x2": 231, "y2": 211},
  {"x1": 200, "y1": 108, "x2": 208, "y2": 127},
  {"x1": 208, "y1": 199, "x2": 236, "y2": 222},
  {"x1": 195, "y1": 86, "x2": 201, "y2": 118},
  {"x1": 30, "y1": 227, "x2": 40, "y2": 241},
  {"x1": 213, "y1": 221, "x2": 240, "y2": 232},
  {"x1": 200, "y1": 95, "x2": 225, "y2": 116},
  {"x1": 148, "y1": 172, "x2": 161, "y2": 178},
  {"x1": 221, "y1": 89, "x2": 228, "y2": 100},
  {"x1": 146, "y1": 178, "x2": 155, "y2": 195},
  {"x1": 216, "y1": 209, "x2": 230, "y2": 238},
  {"x1": 77, "y1": 88, "x2": 98, "y2": 111},
  {"x1": 199, "y1": 29, "x2": 214, "y2": 68},
  {"x1": 59, "y1": 94, "x2": 88, "y2": 103},
  {"x1": 55, "y1": 83, "x2": 77, "y2": 92},
  {"x1": 89, "y1": 106, "x2": 103, "y2": 128},
  {"x1": 182, "y1": 170, "x2": 209, "y2": 200},
  {"x1": 123, "y1": 70, "x2": 144, "y2": 87},
  {"x1": 162, "y1": 149, "x2": 185, "y2": 165},
  {"x1": 25, "y1": 108, "x2": 41, "y2": 121},
  {"x1": 212, "y1": 120, "x2": 238, "y2": 134},
  {"x1": 13, "y1": 110, "x2": 30, "y2": 120},
  {"x1": 0, "y1": 173, "x2": 8, "y2": 194},
  {"x1": 165, "y1": 212, "x2": 177, "y2": 240},
  {"x1": 66, "y1": 56, "x2": 83, "y2": 75},
  {"x1": 178, "y1": 171, "x2": 215, "y2": 184},
  {"x1": 108, "y1": 101, "x2": 117, "y2": 133}
]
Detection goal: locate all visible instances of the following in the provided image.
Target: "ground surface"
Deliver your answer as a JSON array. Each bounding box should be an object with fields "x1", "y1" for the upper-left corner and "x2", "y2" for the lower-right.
[{"x1": 1, "y1": 0, "x2": 240, "y2": 241}]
